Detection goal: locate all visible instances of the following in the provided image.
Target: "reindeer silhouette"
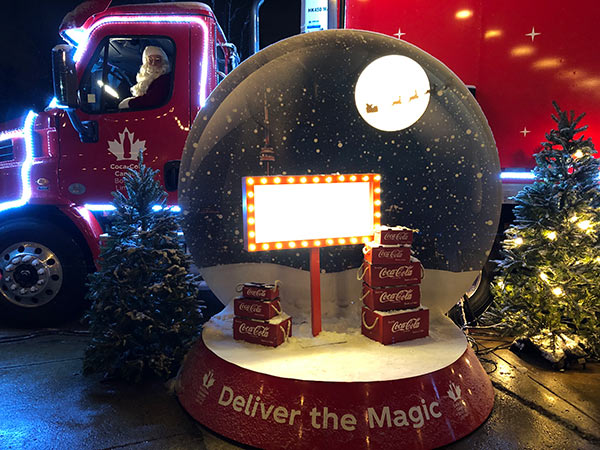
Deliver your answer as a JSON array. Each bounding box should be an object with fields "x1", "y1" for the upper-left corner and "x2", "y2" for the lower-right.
[
  {"x1": 392, "y1": 96, "x2": 402, "y2": 106},
  {"x1": 409, "y1": 90, "x2": 419, "y2": 102}
]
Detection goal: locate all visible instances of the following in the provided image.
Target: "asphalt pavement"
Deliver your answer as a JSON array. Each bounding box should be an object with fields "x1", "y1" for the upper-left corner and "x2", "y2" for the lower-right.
[{"x1": 0, "y1": 321, "x2": 599, "y2": 449}]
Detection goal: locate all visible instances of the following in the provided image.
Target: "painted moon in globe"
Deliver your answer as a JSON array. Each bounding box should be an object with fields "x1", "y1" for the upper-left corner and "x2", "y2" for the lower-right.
[{"x1": 354, "y1": 54, "x2": 431, "y2": 132}]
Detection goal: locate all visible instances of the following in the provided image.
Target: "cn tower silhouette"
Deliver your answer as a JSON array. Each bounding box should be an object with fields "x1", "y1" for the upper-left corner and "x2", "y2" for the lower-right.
[{"x1": 259, "y1": 91, "x2": 275, "y2": 175}]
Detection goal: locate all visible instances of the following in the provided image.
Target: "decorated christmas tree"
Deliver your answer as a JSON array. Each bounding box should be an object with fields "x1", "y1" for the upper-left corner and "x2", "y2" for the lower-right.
[
  {"x1": 485, "y1": 102, "x2": 600, "y2": 364},
  {"x1": 83, "y1": 154, "x2": 203, "y2": 382}
]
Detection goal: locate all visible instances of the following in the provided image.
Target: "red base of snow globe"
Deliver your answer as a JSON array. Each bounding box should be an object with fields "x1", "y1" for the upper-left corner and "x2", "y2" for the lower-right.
[{"x1": 177, "y1": 315, "x2": 494, "y2": 449}]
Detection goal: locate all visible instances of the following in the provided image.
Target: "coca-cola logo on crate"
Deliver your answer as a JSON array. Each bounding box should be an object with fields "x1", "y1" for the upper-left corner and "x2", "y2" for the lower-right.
[
  {"x1": 391, "y1": 318, "x2": 421, "y2": 333},
  {"x1": 377, "y1": 248, "x2": 407, "y2": 259},
  {"x1": 239, "y1": 303, "x2": 263, "y2": 313},
  {"x1": 379, "y1": 289, "x2": 413, "y2": 303},
  {"x1": 238, "y1": 323, "x2": 270, "y2": 338},
  {"x1": 246, "y1": 288, "x2": 268, "y2": 298},
  {"x1": 383, "y1": 231, "x2": 410, "y2": 242},
  {"x1": 378, "y1": 266, "x2": 414, "y2": 279}
]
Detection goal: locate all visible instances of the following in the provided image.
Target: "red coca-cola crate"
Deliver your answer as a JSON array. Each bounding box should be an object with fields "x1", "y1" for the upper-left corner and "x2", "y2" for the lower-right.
[
  {"x1": 233, "y1": 315, "x2": 292, "y2": 347},
  {"x1": 363, "y1": 242, "x2": 411, "y2": 265},
  {"x1": 374, "y1": 226, "x2": 414, "y2": 246},
  {"x1": 239, "y1": 282, "x2": 280, "y2": 301},
  {"x1": 358, "y1": 258, "x2": 423, "y2": 287},
  {"x1": 233, "y1": 297, "x2": 282, "y2": 320},
  {"x1": 361, "y1": 306, "x2": 429, "y2": 345},
  {"x1": 361, "y1": 283, "x2": 420, "y2": 311}
]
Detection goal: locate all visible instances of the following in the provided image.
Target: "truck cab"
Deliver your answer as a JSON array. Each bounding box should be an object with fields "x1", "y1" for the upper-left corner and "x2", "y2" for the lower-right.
[{"x1": 0, "y1": 1, "x2": 237, "y2": 325}]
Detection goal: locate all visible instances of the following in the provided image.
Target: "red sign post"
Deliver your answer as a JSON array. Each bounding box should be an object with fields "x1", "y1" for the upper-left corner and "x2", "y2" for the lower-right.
[{"x1": 310, "y1": 247, "x2": 321, "y2": 335}]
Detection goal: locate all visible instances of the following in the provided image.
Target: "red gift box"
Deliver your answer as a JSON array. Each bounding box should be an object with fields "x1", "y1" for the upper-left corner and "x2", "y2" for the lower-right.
[
  {"x1": 358, "y1": 258, "x2": 423, "y2": 287},
  {"x1": 240, "y1": 282, "x2": 280, "y2": 301},
  {"x1": 363, "y1": 242, "x2": 412, "y2": 265},
  {"x1": 361, "y1": 306, "x2": 429, "y2": 345},
  {"x1": 374, "y1": 226, "x2": 414, "y2": 246},
  {"x1": 233, "y1": 315, "x2": 292, "y2": 347},
  {"x1": 361, "y1": 283, "x2": 420, "y2": 311},
  {"x1": 234, "y1": 297, "x2": 282, "y2": 320}
]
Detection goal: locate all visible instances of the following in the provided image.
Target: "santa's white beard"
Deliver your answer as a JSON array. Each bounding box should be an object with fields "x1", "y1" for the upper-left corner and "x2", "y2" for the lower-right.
[
  {"x1": 146, "y1": 65, "x2": 164, "y2": 75},
  {"x1": 131, "y1": 63, "x2": 169, "y2": 97}
]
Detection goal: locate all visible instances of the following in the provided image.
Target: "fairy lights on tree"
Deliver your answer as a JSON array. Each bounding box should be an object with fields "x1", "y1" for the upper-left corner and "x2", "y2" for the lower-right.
[{"x1": 484, "y1": 102, "x2": 600, "y2": 364}]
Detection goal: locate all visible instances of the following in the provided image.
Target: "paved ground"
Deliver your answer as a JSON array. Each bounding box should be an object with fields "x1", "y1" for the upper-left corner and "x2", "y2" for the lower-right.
[{"x1": 0, "y1": 322, "x2": 598, "y2": 449}]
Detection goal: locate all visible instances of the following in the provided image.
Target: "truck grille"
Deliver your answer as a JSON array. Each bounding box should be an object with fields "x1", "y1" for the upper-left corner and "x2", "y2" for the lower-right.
[{"x1": 0, "y1": 139, "x2": 13, "y2": 162}]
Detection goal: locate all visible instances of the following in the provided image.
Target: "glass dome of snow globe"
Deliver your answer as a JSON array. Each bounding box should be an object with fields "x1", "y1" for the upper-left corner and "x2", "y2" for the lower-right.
[{"x1": 179, "y1": 29, "x2": 501, "y2": 325}]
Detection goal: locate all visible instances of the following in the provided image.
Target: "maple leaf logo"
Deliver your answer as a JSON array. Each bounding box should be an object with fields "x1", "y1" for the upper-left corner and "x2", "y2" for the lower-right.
[
  {"x1": 107, "y1": 127, "x2": 146, "y2": 161},
  {"x1": 194, "y1": 369, "x2": 216, "y2": 406},
  {"x1": 202, "y1": 370, "x2": 215, "y2": 389},
  {"x1": 447, "y1": 382, "x2": 462, "y2": 402}
]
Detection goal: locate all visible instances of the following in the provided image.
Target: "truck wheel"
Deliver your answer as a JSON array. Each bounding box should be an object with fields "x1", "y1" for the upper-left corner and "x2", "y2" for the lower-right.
[
  {"x1": 448, "y1": 261, "x2": 495, "y2": 326},
  {"x1": 0, "y1": 220, "x2": 91, "y2": 327}
]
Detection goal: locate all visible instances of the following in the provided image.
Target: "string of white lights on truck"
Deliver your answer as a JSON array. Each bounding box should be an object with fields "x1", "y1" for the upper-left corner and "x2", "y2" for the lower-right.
[
  {"x1": 498, "y1": 150, "x2": 591, "y2": 180},
  {"x1": 83, "y1": 204, "x2": 181, "y2": 213},
  {"x1": 68, "y1": 15, "x2": 209, "y2": 107},
  {"x1": 0, "y1": 111, "x2": 37, "y2": 212}
]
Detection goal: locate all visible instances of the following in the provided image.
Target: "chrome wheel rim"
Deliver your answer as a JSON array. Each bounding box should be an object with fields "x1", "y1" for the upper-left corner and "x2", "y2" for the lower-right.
[{"x1": 0, "y1": 242, "x2": 63, "y2": 308}]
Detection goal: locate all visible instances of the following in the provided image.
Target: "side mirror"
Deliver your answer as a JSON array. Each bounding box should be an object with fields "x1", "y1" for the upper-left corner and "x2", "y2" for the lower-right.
[
  {"x1": 51, "y1": 44, "x2": 79, "y2": 108},
  {"x1": 164, "y1": 160, "x2": 181, "y2": 192}
]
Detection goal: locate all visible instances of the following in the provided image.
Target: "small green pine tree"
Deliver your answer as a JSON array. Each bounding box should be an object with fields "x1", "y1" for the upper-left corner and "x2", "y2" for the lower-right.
[
  {"x1": 485, "y1": 102, "x2": 600, "y2": 359},
  {"x1": 83, "y1": 154, "x2": 202, "y2": 382}
]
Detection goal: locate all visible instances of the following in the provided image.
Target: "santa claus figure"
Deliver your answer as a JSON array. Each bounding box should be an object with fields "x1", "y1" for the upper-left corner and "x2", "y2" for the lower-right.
[{"x1": 119, "y1": 46, "x2": 171, "y2": 109}]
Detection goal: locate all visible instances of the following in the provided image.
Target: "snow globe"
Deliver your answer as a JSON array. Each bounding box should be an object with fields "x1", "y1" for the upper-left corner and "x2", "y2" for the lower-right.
[{"x1": 177, "y1": 30, "x2": 500, "y2": 449}]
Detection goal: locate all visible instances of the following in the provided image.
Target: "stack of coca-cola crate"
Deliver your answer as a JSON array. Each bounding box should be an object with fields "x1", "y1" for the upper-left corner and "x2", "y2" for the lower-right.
[
  {"x1": 360, "y1": 226, "x2": 429, "y2": 345},
  {"x1": 233, "y1": 282, "x2": 292, "y2": 347}
]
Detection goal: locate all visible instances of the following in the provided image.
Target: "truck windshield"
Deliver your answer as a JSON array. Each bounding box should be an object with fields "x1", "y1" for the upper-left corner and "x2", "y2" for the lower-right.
[{"x1": 79, "y1": 36, "x2": 175, "y2": 114}]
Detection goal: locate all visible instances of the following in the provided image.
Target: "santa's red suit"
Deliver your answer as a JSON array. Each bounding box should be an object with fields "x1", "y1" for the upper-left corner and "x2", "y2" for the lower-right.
[{"x1": 126, "y1": 73, "x2": 171, "y2": 109}]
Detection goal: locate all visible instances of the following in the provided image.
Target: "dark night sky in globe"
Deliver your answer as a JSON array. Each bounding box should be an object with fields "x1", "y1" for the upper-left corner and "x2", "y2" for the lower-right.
[{"x1": 0, "y1": 0, "x2": 300, "y2": 123}]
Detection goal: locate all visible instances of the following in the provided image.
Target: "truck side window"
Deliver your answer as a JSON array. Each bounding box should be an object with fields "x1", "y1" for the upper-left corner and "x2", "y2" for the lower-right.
[
  {"x1": 79, "y1": 36, "x2": 175, "y2": 114},
  {"x1": 216, "y1": 43, "x2": 239, "y2": 83},
  {"x1": 216, "y1": 45, "x2": 227, "y2": 83}
]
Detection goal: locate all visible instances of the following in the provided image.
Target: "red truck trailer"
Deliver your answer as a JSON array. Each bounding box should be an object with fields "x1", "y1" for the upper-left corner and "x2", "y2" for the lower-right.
[
  {"x1": 339, "y1": 0, "x2": 600, "y2": 187},
  {"x1": 0, "y1": 1, "x2": 237, "y2": 324}
]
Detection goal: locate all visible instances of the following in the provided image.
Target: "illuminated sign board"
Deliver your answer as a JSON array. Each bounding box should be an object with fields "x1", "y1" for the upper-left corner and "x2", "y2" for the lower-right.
[
  {"x1": 301, "y1": 0, "x2": 329, "y2": 33},
  {"x1": 242, "y1": 174, "x2": 381, "y2": 251}
]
